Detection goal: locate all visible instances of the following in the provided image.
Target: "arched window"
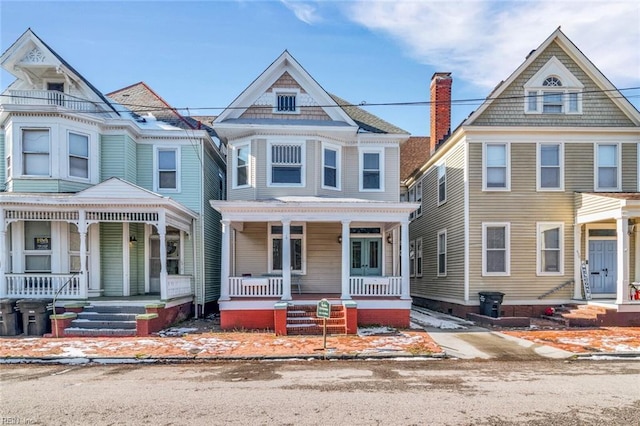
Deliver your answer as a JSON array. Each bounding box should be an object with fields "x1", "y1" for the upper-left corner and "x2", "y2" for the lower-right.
[{"x1": 542, "y1": 76, "x2": 562, "y2": 87}]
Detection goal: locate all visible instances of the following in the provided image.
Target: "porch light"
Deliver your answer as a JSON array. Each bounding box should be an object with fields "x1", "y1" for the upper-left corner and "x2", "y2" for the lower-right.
[
  {"x1": 129, "y1": 235, "x2": 137, "y2": 244},
  {"x1": 386, "y1": 234, "x2": 393, "y2": 244},
  {"x1": 337, "y1": 235, "x2": 342, "y2": 244},
  {"x1": 628, "y1": 219, "x2": 636, "y2": 236}
]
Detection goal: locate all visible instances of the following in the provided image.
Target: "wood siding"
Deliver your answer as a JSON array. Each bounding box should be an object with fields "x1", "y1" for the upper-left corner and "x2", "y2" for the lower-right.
[
  {"x1": 622, "y1": 143, "x2": 638, "y2": 192},
  {"x1": 203, "y1": 147, "x2": 223, "y2": 304},
  {"x1": 10, "y1": 179, "x2": 90, "y2": 193},
  {"x1": 100, "y1": 135, "x2": 126, "y2": 181},
  {"x1": 100, "y1": 222, "x2": 123, "y2": 297}
]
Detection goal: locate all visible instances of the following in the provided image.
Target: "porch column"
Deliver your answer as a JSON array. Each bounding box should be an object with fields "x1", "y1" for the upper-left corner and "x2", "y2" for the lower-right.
[
  {"x1": 78, "y1": 210, "x2": 88, "y2": 299},
  {"x1": 400, "y1": 219, "x2": 411, "y2": 300},
  {"x1": 281, "y1": 220, "x2": 292, "y2": 301},
  {"x1": 159, "y1": 211, "x2": 168, "y2": 300},
  {"x1": 0, "y1": 208, "x2": 5, "y2": 297},
  {"x1": 219, "y1": 219, "x2": 231, "y2": 301},
  {"x1": 616, "y1": 217, "x2": 630, "y2": 304},
  {"x1": 341, "y1": 220, "x2": 351, "y2": 300},
  {"x1": 573, "y1": 223, "x2": 583, "y2": 299}
]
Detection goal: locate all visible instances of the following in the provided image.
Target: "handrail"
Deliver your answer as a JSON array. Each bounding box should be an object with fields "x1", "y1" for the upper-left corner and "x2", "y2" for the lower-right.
[
  {"x1": 52, "y1": 272, "x2": 82, "y2": 338},
  {"x1": 537, "y1": 279, "x2": 574, "y2": 299}
]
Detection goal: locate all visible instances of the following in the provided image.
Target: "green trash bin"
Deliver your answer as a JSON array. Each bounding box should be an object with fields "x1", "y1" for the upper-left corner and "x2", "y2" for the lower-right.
[
  {"x1": 17, "y1": 299, "x2": 52, "y2": 336},
  {"x1": 0, "y1": 299, "x2": 22, "y2": 336},
  {"x1": 478, "y1": 292, "x2": 504, "y2": 318}
]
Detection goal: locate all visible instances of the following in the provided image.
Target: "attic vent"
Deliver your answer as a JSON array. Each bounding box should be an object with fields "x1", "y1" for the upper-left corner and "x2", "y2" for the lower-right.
[{"x1": 276, "y1": 93, "x2": 297, "y2": 112}]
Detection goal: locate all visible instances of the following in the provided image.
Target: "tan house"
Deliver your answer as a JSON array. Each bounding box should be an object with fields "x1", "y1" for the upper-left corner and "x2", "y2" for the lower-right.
[
  {"x1": 211, "y1": 51, "x2": 418, "y2": 334},
  {"x1": 403, "y1": 28, "x2": 640, "y2": 326}
]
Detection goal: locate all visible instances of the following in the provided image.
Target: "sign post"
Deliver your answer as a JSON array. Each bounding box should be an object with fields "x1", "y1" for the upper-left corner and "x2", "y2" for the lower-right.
[{"x1": 316, "y1": 298, "x2": 331, "y2": 351}]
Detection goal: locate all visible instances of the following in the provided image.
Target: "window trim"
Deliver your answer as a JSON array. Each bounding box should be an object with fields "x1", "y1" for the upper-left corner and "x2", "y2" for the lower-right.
[
  {"x1": 482, "y1": 222, "x2": 510, "y2": 276},
  {"x1": 267, "y1": 141, "x2": 306, "y2": 187},
  {"x1": 154, "y1": 146, "x2": 180, "y2": 192},
  {"x1": 437, "y1": 229, "x2": 447, "y2": 277},
  {"x1": 437, "y1": 163, "x2": 447, "y2": 205},
  {"x1": 416, "y1": 237, "x2": 423, "y2": 278},
  {"x1": 359, "y1": 147, "x2": 385, "y2": 192},
  {"x1": 594, "y1": 143, "x2": 621, "y2": 192},
  {"x1": 536, "y1": 142, "x2": 564, "y2": 191},
  {"x1": 482, "y1": 143, "x2": 510, "y2": 191},
  {"x1": 321, "y1": 142, "x2": 341, "y2": 190},
  {"x1": 267, "y1": 222, "x2": 306, "y2": 275},
  {"x1": 273, "y1": 89, "x2": 300, "y2": 115},
  {"x1": 415, "y1": 180, "x2": 423, "y2": 217},
  {"x1": 21, "y1": 128, "x2": 51, "y2": 177},
  {"x1": 67, "y1": 131, "x2": 90, "y2": 181},
  {"x1": 409, "y1": 239, "x2": 416, "y2": 278},
  {"x1": 232, "y1": 142, "x2": 251, "y2": 189},
  {"x1": 408, "y1": 186, "x2": 416, "y2": 220},
  {"x1": 536, "y1": 222, "x2": 564, "y2": 276}
]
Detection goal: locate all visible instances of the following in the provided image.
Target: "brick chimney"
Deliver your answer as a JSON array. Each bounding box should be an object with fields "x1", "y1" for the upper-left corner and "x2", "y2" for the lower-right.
[{"x1": 430, "y1": 72, "x2": 452, "y2": 154}]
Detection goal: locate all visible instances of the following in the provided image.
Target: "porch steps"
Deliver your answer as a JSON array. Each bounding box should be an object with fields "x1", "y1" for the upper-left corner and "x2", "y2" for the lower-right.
[
  {"x1": 286, "y1": 303, "x2": 346, "y2": 335},
  {"x1": 63, "y1": 305, "x2": 146, "y2": 337},
  {"x1": 541, "y1": 304, "x2": 610, "y2": 327}
]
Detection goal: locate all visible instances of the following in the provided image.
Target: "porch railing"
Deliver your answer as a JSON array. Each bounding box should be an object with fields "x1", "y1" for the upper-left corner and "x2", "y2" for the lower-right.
[
  {"x1": 350, "y1": 276, "x2": 402, "y2": 296},
  {"x1": 166, "y1": 275, "x2": 193, "y2": 299},
  {"x1": 5, "y1": 274, "x2": 82, "y2": 299},
  {"x1": 229, "y1": 277, "x2": 283, "y2": 297},
  {"x1": 9, "y1": 90, "x2": 101, "y2": 112}
]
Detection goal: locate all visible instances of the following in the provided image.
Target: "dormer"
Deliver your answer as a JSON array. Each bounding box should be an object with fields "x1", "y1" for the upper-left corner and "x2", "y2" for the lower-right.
[{"x1": 523, "y1": 56, "x2": 584, "y2": 115}]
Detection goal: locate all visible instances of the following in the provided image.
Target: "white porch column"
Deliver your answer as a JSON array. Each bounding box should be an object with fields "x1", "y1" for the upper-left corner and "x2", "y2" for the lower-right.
[
  {"x1": 0, "y1": 208, "x2": 6, "y2": 298},
  {"x1": 159, "y1": 211, "x2": 168, "y2": 300},
  {"x1": 616, "y1": 218, "x2": 630, "y2": 304},
  {"x1": 341, "y1": 220, "x2": 351, "y2": 300},
  {"x1": 78, "y1": 210, "x2": 88, "y2": 299},
  {"x1": 281, "y1": 220, "x2": 292, "y2": 301},
  {"x1": 400, "y1": 219, "x2": 411, "y2": 300},
  {"x1": 219, "y1": 219, "x2": 231, "y2": 301},
  {"x1": 573, "y1": 223, "x2": 583, "y2": 299}
]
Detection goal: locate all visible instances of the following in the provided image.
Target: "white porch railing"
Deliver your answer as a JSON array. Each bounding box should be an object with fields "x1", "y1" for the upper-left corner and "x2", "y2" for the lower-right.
[
  {"x1": 350, "y1": 276, "x2": 402, "y2": 296},
  {"x1": 5, "y1": 274, "x2": 82, "y2": 299},
  {"x1": 229, "y1": 277, "x2": 283, "y2": 297},
  {"x1": 166, "y1": 275, "x2": 193, "y2": 299},
  {"x1": 9, "y1": 90, "x2": 101, "y2": 112}
]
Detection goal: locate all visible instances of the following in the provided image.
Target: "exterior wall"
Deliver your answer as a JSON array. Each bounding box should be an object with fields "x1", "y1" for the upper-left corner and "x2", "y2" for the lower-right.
[
  {"x1": 410, "y1": 142, "x2": 466, "y2": 301},
  {"x1": 100, "y1": 222, "x2": 124, "y2": 296},
  {"x1": 100, "y1": 134, "x2": 127, "y2": 181},
  {"x1": 202, "y1": 146, "x2": 223, "y2": 306},
  {"x1": 304, "y1": 222, "x2": 341, "y2": 293},
  {"x1": 0, "y1": 132, "x2": 5, "y2": 191},
  {"x1": 10, "y1": 179, "x2": 90, "y2": 193},
  {"x1": 472, "y1": 41, "x2": 635, "y2": 127},
  {"x1": 136, "y1": 144, "x2": 153, "y2": 189},
  {"x1": 124, "y1": 135, "x2": 137, "y2": 183},
  {"x1": 622, "y1": 143, "x2": 638, "y2": 192},
  {"x1": 129, "y1": 222, "x2": 145, "y2": 295},
  {"x1": 234, "y1": 222, "x2": 268, "y2": 276}
]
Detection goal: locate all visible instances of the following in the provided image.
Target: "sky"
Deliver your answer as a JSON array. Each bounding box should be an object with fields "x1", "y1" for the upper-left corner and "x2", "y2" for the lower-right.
[{"x1": 1, "y1": 0, "x2": 639, "y2": 136}]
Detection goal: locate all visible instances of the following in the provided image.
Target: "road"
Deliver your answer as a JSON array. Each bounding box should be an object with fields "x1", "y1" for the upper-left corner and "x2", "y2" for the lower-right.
[{"x1": 1, "y1": 360, "x2": 639, "y2": 425}]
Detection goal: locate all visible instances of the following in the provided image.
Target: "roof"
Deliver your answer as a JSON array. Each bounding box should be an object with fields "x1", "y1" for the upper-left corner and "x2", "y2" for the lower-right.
[
  {"x1": 329, "y1": 94, "x2": 409, "y2": 135},
  {"x1": 583, "y1": 192, "x2": 640, "y2": 201},
  {"x1": 400, "y1": 136, "x2": 431, "y2": 182}
]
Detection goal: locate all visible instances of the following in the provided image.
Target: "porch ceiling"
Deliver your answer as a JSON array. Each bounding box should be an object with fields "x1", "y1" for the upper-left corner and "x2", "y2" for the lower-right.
[{"x1": 575, "y1": 192, "x2": 640, "y2": 224}]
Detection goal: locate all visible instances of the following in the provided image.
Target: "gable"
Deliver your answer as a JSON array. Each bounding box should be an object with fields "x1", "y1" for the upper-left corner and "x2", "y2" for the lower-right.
[{"x1": 75, "y1": 177, "x2": 162, "y2": 200}]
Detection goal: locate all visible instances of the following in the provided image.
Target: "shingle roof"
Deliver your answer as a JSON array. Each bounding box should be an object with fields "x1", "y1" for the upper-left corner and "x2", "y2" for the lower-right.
[
  {"x1": 400, "y1": 136, "x2": 430, "y2": 182},
  {"x1": 329, "y1": 94, "x2": 409, "y2": 135}
]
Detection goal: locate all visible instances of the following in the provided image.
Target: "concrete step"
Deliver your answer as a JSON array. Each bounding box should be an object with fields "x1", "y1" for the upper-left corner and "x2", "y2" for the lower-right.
[
  {"x1": 63, "y1": 327, "x2": 137, "y2": 337},
  {"x1": 77, "y1": 312, "x2": 138, "y2": 321},
  {"x1": 70, "y1": 319, "x2": 137, "y2": 329},
  {"x1": 83, "y1": 305, "x2": 146, "y2": 314}
]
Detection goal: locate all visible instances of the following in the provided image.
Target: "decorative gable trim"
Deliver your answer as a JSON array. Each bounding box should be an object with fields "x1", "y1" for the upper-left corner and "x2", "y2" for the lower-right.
[
  {"x1": 20, "y1": 46, "x2": 46, "y2": 64},
  {"x1": 524, "y1": 56, "x2": 583, "y2": 89}
]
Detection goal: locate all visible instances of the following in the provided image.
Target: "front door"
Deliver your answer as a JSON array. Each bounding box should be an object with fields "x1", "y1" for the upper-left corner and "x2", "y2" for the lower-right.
[
  {"x1": 588, "y1": 240, "x2": 617, "y2": 294},
  {"x1": 350, "y1": 238, "x2": 382, "y2": 276}
]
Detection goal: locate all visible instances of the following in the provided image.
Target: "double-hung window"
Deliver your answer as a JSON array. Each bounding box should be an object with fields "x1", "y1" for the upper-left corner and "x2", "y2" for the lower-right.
[
  {"x1": 415, "y1": 181, "x2": 423, "y2": 217},
  {"x1": 437, "y1": 163, "x2": 446, "y2": 205},
  {"x1": 538, "y1": 143, "x2": 563, "y2": 190},
  {"x1": 234, "y1": 143, "x2": 250, "y2": 188},
  {"x1": 483, "y1": 143, "x2": 509, "y2": 190},
  {"x1": 156, "y1": 148, "x2": 179, "y2": 191},
  {"x1": 269, "y1": 143, "x2": 304, "y2": 186},
  {"x1": 482, "y1": 223, "x2": 510, "y2": 276},
  {"x1": 24, "y1": 221, "x2": 51, "y2": 272},
  {"x1": 360, "y1": 148, "x2": 384, "y2": 191},
  {"x1": 437, "y1": 230, "x2": 447, "y2": 277},
  {"x1": 409, "y1": 240, "x2": 416, "y2": 277},
  {"x1": 275, "y1": 92, "x2": 298, "y2": 113},
  {"x1": 68, "y1": 132, "x2": 89, "y2": 179},
  {"x1": 595, "y1": 144, "x2": 620, "y2": 191},
  {"x1": 415, "y1": 237, "x2": 423, "y2": 278},
  {"x1": 322, "y1": 143, "x2": 340, "y2": 189},
  {"x1": 408, "y1": 186, "x2": 416, "y2": 220},
  {"x1": 22, "y1": 129, "x2": 50, "y2": 176},
  {"x1": 269, "y1": 224, "x2": 305, "y2": 273},
  {"x1": 537, "y1": 223, "x2": 563, "y2": 275}
]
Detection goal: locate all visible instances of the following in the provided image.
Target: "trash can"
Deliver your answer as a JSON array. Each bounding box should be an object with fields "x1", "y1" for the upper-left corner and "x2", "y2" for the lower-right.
[
  {"x1": 17, "y1": 299, "x2": 52, "y2": 336},
  {"x1": 478, "y1": 292, "x2": 505, "y2": 318},
  {"x1": 0, "y1": 299, "x2": 22, "y2": 336}
]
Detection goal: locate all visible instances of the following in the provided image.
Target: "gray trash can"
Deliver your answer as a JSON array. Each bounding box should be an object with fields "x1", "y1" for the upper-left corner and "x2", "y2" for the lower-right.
[
  {"x1": 478, "y1": 292, "x2": 504, "y2": 318},
  {"x1": 17, "y1": 299, "x2": 52, "y2": 336},
  {"x1": 0, "y1": 299, "x2": 22, "y2": 336}
]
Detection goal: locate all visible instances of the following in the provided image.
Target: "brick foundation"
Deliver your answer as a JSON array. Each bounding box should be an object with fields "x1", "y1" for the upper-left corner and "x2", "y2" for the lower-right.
[
  {"x1": 357, "y1": 309, "x2": 410, "y2": 328},
  {"x1": 221, "y1": 310, "x2": 275, "y2": 331},
  {"x1": 412, "y1": 296, "x2": 555, "y2": 320}
]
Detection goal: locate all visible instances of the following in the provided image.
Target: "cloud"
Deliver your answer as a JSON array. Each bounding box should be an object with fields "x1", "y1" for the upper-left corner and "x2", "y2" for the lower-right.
[
  {"x1": 281, "y1": 0, "x2": 322, "y2": 25},
  {"x1": 346, "y1": 0, "x2": 640, "y2": 90}
]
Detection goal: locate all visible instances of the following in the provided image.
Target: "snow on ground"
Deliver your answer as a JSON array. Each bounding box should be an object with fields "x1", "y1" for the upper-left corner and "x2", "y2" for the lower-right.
[{"x1": 410, "y1": 309, "x2": 468, "y2": 330}]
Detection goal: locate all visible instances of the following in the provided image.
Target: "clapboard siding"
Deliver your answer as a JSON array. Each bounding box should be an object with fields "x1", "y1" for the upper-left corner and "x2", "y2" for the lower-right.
[
  {"x1": 136, "y1": 144, "x2": 153, "y2": 190},
  {"x1": 129, "y1": 222, "x2": 145, "y2": 295},
  {"x1": 304, "y1": 223, "x2": 342, "y2": 293},
  {"x1": 100, "y1": 134, "x2": 126, "y2": 180},
  {"x1": 234, "y1": 222, "x2": 268, "y2": 276},
  {"x1": 124, "y1": 135, "x2": 137, "y2": 183},
  {"x1": 203, "y1": 147, "x2": 223, "y2": 304},
  {"x1": 622, "y1": 143, "x2": 638, "y2": 192},
  {"x1": 10, "y1": 179, "x2": 90, "y2": 193},
  {"x1": 410, "y1": 142, "x2": 466, "y2": 301},
  {"x1": 100, "y1": 222, "x2": 123, "y2": 296}
]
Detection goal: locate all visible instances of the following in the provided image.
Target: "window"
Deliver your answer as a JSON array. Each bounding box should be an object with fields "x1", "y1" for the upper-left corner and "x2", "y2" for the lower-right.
[
  {"x1": 537, "y1": 223, "x2": 563, "y2": 275},
  {"x1": 538, "y1": 143, "x2": 563, "y2": 190},
  {"x1": 360, "y1": 148, "x2": 384, "y2": 191},
  {"x1": 275, "y1": 93, "x2": 297, "y2": 113},
  {"x1": 526, "y1": 90, "x2": 538, "y2": 112},
  {"x1": 542, "y1": 91, "x2": 564, "y2": 113},
  {"x1": 233, "y1": 143, "x2": 250, "y2": 188},
  {"x1": 409, "y1": 240, "x2": 415, "y2": 277},
  {"x1": 523, "y1": 58, "x2": 584, "y2": 115},
  {"x1": 68, "y1": 132, "x2": 89, "y2": 179},
  {"x1": 24, "y1": 221, "x2": 51, "y2": 272},
  {"x1": 568, "y1": 92, "x2": 579, "y2": 113},
  {"x1": 596, "y1": 144, "x2": 620, "y2": 191},
  {"x1": 416, "y1": 237, "x2": 423, "y2": 277},
  {"x1": 322, "y1": 143, "x2": 340, "y2": 189},
  {"x1": 156, "y1": 148, "x2": 178, "y2": 190},
  {"x1": 483, "y1": 143, "x2": 509, "y2": 190},
  {"x1": 6, "y1": 155, "x2": 11, "y2": 180},
  {"x1": 415, "y1": 181, "x2": 422, "y2": 217},
  {"x1": 269, "y1": 143, "x2": 304, "y2": 185},
  {"x1": 437, "y1": 163, "x2": 446, "y2": 205},
  {"x1": 22, "y1": 129, "x2": 50, "y2": 176},
  {"x1": 408, "y1": 186, "x2": 416, "y2": 220},
  {"x1": 47, "y1": 82, "x2": 64, "y2": 106},
  {"x1": 482, "y1": 223, "x2": 510, "y2": 276},
  {"x1": 437, "y1": 230, "x2": 447, "y2": 277},
  {"x1": 269, "y1": 224, "x2": 305, "y2": 273}
]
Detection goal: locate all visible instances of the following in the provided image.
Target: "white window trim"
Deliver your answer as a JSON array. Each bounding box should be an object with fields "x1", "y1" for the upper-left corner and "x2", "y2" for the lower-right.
[
  {"x1": 536, "y1": 222, "x2": 564, "y2": 276},
  {"x1": 321, "y1": 141, "x2": 341, "y2": 190},
  {"x1": 267, "y1": 141, "x2": 306, "y2": 187},
  {"x1": 21, "y1": 128, "x2": 51, "y2": 177},
  {"x1": 525, "y1": 89, "x2": 583, "y2": 115},
  {"x1": 232, "y1": 142, "x2": 251, "y2": 189},
  {"x1": 67, "y1": 130, "x2": 90, "y2": 181},
  {"x1": 409, "y1": 239, "x2": 415, "y2": 278},
  {"x1": 153, "y1": 146, "x2": 181, "y2": 192},
  {"x1": 437, "y1": 229, "x2": 447, "y2": 277},
  {"x1": 273, "y1": 89, "x2": 300, "y2": 115},
  {"x1": 536, "y1": 142, "x2": 564, "y2": 191},
  {"x1": 267, "y1": 222, "x2": 306, "y2": 275},
  {"x1": 416, "y1": 237, "x2": 423, "y2": 278},
  {"x1": 437, "y1": 162, "x2": 447, "y2": 206},
  {"x1": 482, "y1": 143, "x2": 510, "y2": 191},
  {"x1": 482, "y1": 222, "x2": 511, "y2": 276},
  {"x1": 415, "y1": 180, "x2": 423, "y2": 218},
  {"x1": 594, "y1": 143, "x2": 621, "y2": 192},
  {"x1": 523, "y1": 58, "x2": 584, "y2": 115},
  {"x1": 408, "y1": 186, "x2": 416, "y2": 220},
  {"x1": 359, "y1": 147, "x2": 385, "y2": 192}
]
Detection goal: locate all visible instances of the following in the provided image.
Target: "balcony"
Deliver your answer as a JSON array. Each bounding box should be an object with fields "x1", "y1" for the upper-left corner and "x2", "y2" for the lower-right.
[{"x1": 7, "y1": 90, "x2": 101, "y2": 113}]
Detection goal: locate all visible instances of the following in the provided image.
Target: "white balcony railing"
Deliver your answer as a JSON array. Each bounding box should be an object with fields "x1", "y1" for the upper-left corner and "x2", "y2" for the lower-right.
[
  {"x1": 166, "y1": 275, "x2": 193, "y2": 299},
  {"x1": 8, "y1": 90, "x2": 101, "y2": 112},
  {"x1": 5, "y1": 274, "x2": 82, "y2": 299},
  {"x1": 229, "y1": 277, "x2": 283, "y2": 297},
  {"x1": 349, "y1": 276, "x2": 402, "y2": 296}
]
